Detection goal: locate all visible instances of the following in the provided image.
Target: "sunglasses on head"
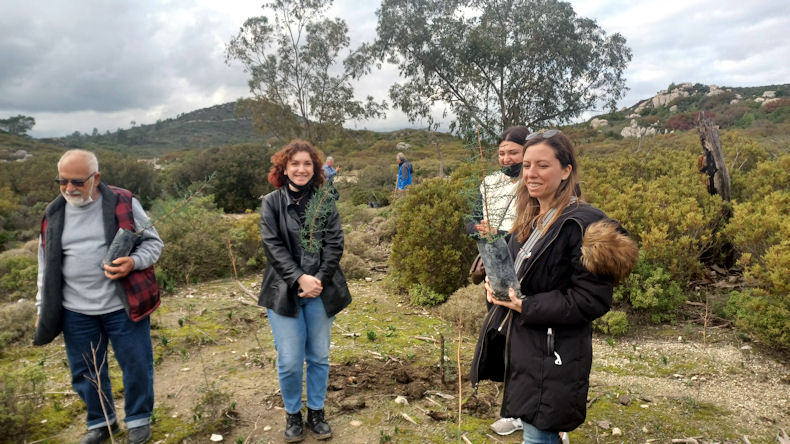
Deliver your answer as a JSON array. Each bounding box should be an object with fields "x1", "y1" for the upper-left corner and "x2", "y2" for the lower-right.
[
  {"x1": 525, "y1": 129, "x2": 560, "y2": 141},
  {"x1": 55, "y1": 172, "x2": 95, "y2": 187}
]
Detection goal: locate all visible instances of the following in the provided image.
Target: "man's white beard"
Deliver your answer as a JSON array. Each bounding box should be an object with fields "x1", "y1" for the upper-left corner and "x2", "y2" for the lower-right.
[{"x1": 62, "y1": 179, "x2": 95, "y2": 207}]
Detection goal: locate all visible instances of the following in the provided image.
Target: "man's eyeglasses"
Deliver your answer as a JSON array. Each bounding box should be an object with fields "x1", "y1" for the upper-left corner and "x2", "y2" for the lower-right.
[
  {"x1": 525, "y1": 129, "x2": 560, "y2": 141},
  {"x1": 55, "y1": 172, "x2": 95, "y2": 187}
]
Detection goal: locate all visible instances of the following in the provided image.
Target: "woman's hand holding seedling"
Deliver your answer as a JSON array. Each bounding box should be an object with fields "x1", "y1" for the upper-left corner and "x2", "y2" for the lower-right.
[
  {"x1": 474, "y1": 219, "x2": 494, "y2": 236},
  {"x1": 484, "y1": 276, "x2": 522, "y2": 312},
  {"x1": 297, "y1": 274, "x2": 323, "y2": 298}
]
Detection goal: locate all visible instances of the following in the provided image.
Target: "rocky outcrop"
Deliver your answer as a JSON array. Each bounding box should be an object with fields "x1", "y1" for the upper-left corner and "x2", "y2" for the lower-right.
[
  {"x1": 590, "y1": 118, "x2": 609, "y2": 129},
  {"x1": 621, "y1": 119, "x2": 658, "y2": 138}
]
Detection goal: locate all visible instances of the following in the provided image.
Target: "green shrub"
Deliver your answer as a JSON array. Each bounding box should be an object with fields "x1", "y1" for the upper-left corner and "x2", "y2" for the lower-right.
[
  {"x1": 582, "y1": 144, "x2": 726, "y2": 282},
  {"x1": 349, "y1": 187, "x2": 390, "y2": 207},
  {"x1": 388, "y1": 176, "x2": 476, "y2": 296},
  {"x1": 614, "y1": 257, "x2": 684, "y2": 323},
  {"x1": 0, "y1": 301, "x2": 36, "y2": 352},
  {"x1": 152, "y1": 195, "x2": 232, "y2": 284},
  {"x1": 340, "y1": 252, "x2": 368, "y2": 280},
  {"x1": 408, "y1": 283, "x2": 446, "y2": 307},
  {"x1": 226, "y1": 212, "x2": 265, "y2": 274},
  {"x1": 593, "y1": 310, "x2": 629, "y2": 336},
  {"x1": 0, "y1": 364, "x2": 46, "y2": 442},
  {"x1": 724, "y1": 191, "x2": 789, "y2": 259},
  {"x1": 0, "y1": 251, "x2": 37, "y2": 303},
  {"x1": 435, "y1": 284, "x2": 488, "y2": 333},
  {"x1": 725, "y1": 289, "x2": 790, "y2": 349}
]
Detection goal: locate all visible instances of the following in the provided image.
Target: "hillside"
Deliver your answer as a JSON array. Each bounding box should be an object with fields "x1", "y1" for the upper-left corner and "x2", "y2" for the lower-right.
[
  {"x1": 586, "y1": 82, "x2": 790, "y2": 140},
  {"x1": 43, "y1": 102, "x2": 262, "y2": 157}
]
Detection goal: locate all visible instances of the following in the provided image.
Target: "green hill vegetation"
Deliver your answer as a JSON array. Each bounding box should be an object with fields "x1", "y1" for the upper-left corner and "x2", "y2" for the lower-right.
[{"x1": 1, "y1": 87, "x2": 788, "y2": 442}]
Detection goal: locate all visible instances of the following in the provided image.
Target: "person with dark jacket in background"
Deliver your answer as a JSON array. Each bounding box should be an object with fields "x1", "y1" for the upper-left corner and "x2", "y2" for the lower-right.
[
  {"x1": 258, "y1": 139, "x2": 351, "y2": 443},
  {"x1": 470, "y1": 130, "x2": 638, "y2": 443},
  {"x1": 35, "y1": 149, "x2": 162, "y2": 444}
]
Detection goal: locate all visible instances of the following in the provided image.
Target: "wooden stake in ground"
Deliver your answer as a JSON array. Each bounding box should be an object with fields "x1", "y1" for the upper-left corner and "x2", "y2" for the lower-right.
[
  {"x1": 456, "y1": 318, "x2": 463, "y2": 440},
  {"x1": 696, "y1": 114, "x2": 731, "y2": 201}
]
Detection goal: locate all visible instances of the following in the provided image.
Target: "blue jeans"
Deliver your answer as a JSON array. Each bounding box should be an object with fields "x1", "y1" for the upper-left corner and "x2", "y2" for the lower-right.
[
  {"x1": 267, "y1": 296, "x2": 334, "y2": 414},
  {"x1": 62, "y1": 309, "x2": 154, "y2": 430},
  {"x1": 522, "y1": 422, "x2": 561, "y2": 444}
]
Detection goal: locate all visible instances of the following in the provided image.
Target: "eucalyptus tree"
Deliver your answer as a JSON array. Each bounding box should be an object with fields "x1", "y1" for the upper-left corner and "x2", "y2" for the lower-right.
[
  {"x1": 226, "y1": 0, "x2": 386, "y2": 144},
  {"x1": 374, "y1": 0, "x2": 632, "y2": 140}
]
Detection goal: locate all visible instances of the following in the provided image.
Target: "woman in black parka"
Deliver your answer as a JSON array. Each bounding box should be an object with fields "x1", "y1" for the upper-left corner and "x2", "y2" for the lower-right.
[
  {"x1": 470, "y1": 130, "x2": 638, "y2": 443},
  {"x1": 259, "y1": 139, "x2": 351, "y2": 443}
]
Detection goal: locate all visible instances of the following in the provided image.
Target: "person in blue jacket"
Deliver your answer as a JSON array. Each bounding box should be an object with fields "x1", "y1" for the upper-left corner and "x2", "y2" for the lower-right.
[{"x1": 396, "y1": 152, "x2": 412, "y2": 190}]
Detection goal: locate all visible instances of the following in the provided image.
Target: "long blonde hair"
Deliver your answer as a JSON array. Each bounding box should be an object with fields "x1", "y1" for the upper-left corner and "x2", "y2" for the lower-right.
[{"x1": 511, "y1": 131, "x2": 581, "y2": 242}]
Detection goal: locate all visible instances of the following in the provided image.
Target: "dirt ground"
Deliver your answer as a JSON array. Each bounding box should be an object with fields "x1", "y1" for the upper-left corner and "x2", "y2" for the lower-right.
[{"x1": 46, "y1": 278, "x2": 789, "y2": 444}]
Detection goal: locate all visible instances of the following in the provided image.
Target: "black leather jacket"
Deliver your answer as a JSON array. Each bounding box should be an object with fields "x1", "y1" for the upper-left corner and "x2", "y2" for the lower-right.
[{"x1": 258, "y1": 187, "x2": 351, "y2": 317}]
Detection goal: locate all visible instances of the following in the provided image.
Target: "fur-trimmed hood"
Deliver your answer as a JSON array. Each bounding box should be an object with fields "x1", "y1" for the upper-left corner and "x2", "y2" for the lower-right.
[{"x1": 581, "y1": 219, "x2": 639, "y2": 283}]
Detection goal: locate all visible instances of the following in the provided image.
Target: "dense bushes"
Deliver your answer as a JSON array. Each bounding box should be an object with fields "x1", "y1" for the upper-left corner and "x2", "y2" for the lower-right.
[
  {"x1": 582, "y1": 143, "x2": 726, "y2": 284},
  {"x1": 722, "y1": 190, "x2": 790, "y2": 348},
  {"x1": 166, "y1": 143, "x2": 274, "y2": 213},
  {"x1": 388, "y1": 175, "x2": 477, "y2": 300},
  {"x1": 152, "y1": 196, "x2": 264, "y2": 285},
  {"x1": 0, "y1": 249, "x2": 37, "y2": 304}
]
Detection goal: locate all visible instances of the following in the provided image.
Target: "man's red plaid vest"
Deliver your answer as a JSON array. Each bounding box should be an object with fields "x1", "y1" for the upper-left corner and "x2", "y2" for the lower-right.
[{"x1": 40, "y1": 186, "x2": 159, "y2": 322}]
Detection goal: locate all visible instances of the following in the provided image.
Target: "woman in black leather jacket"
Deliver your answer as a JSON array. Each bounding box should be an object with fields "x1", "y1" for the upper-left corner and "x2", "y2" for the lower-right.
[
  {"x1": 471, "y1": 130, "x2": 638, "y2": 443},
  {"x1": 258, "y1": 139, "x2": 351, "y2": 443}
]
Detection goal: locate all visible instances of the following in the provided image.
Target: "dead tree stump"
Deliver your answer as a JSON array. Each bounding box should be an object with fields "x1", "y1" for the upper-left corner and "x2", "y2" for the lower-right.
[{"x1": 696, "y1": 114, "x2": 731, "y2": 201}]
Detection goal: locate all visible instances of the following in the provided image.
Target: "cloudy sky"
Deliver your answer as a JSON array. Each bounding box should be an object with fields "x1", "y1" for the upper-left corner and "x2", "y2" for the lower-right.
[{"x1": 1, "y1": 0, "x2": 789, "y2": 138}]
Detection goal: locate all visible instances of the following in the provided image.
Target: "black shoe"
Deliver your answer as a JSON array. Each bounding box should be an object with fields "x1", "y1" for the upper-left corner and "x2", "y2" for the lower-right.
[
  {"x1": 79, "y1": 422, "x2": 119, "y2": 444},
  {"x1": 307, "y1": 408, "x2": 333, "y2": 440},
  {"x1": 128, "y1": 424, "x2": 152, "y2": 444},
  {"x1": 284, "y1": 411, "x2": 305, "y2": 443}
]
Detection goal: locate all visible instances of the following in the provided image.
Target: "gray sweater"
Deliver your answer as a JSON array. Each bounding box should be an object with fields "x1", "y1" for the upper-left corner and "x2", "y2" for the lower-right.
[{"x1": 35, "y1": 194, "x2": 163, "y2": 315}]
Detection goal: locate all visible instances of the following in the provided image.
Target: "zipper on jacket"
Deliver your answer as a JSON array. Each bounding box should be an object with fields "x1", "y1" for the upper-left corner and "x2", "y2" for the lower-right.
[{"x1": 547, "y1": 327, "x2": 562, "y2": 365}]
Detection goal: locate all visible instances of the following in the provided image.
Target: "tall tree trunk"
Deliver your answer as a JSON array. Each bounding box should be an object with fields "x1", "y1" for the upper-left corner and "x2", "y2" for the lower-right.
[
  {"x1": 436, "y1": 142, "x2": 445, "y2": 177},
  {"x1": 696, "y1": 114, "x2": 731, "y2": 201}
]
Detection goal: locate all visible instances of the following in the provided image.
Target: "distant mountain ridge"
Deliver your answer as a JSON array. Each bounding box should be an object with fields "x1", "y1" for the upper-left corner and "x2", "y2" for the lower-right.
[{"x1": 47, "y1": 102, "x2": 262, "y2": 156}]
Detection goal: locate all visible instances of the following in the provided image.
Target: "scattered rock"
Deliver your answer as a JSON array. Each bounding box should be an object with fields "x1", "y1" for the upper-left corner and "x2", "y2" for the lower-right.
[
  {"x1": 263, "y1": 426, "x2": 272, "y2": 431},
  {"x1": 612, "y1": 427, "x2": 622, "y2": 436},
  {"x1": 597, "y1": 420, "x2": 611, "y2": 430},
  {"x1": 618, "y1": 394, "x2": 631, "y2": 406},
  {"x1": 394, "y1": 395, "x2": 409, "y2": 405},
  {"x1": 340, "y1": 398, "x2": 366, "y2": 411},
  {"x1": 350, "y1": 420, "x2": 362, "y2": 427},
  {"x1": 427, "y1": 410, "x2": 451, "y2": 421},
  {"x1": 209, "y1": 434, "x2": 223, "y2": 442}
]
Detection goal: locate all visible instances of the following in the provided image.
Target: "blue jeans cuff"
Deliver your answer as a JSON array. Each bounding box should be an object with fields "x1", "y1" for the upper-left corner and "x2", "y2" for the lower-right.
[
  {"x1": 87, "y1": 417, "x2": 117, "y2": 430},
  {"x1": 126, "y1": 417, "x2": 151, "y2": 428}
]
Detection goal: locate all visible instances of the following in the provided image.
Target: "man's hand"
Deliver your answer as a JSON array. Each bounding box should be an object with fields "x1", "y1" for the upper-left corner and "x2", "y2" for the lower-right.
[
  {"x1": 297, "y1": 274, "x2": 323, "y2": 298},
  {"x1": 104, "y1": 256, "x2": 135, "y2": 280}
]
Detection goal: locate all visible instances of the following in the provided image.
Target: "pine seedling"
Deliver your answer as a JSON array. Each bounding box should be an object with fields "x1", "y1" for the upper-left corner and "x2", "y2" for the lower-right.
[{"x1": 300, "y1": 183, "x2": 338, "y2": 253}]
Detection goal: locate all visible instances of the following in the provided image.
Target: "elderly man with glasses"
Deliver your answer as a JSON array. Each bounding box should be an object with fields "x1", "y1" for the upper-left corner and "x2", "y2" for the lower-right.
[{"x1": 34, "y1": 149, "x2": 163, "y2": 444}]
